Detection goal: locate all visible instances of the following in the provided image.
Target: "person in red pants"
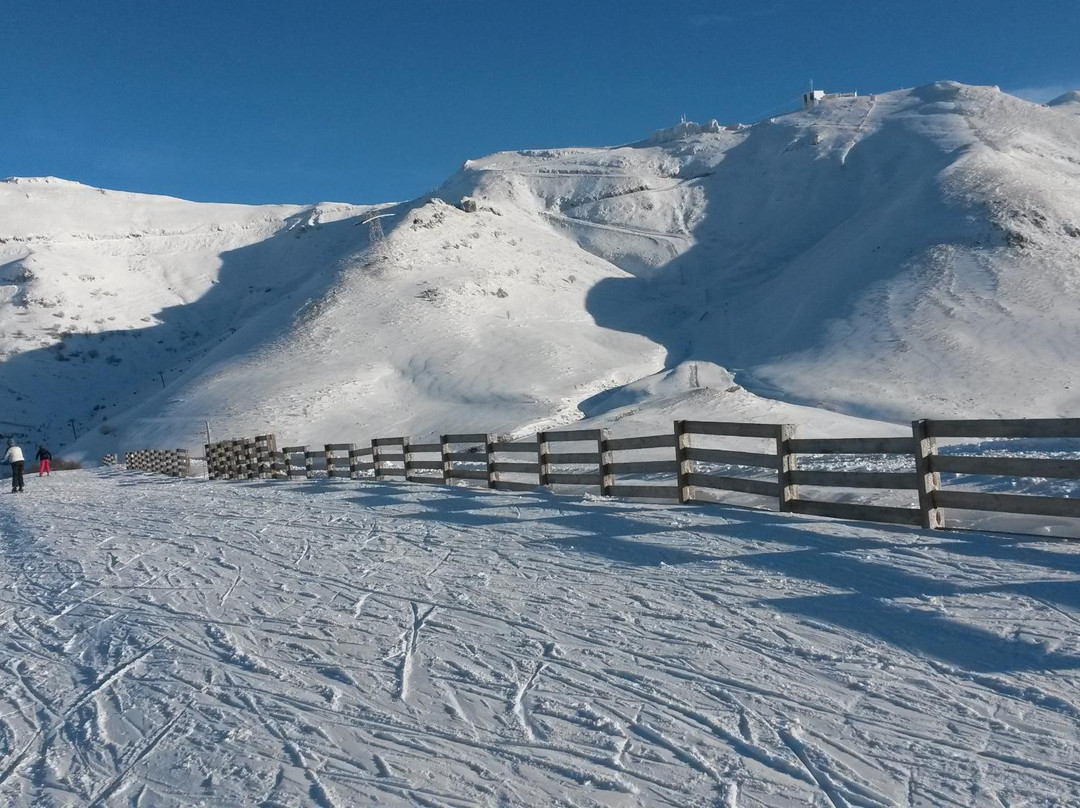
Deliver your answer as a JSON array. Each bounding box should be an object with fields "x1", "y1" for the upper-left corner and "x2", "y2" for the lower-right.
[{"x1": 36, "y1": 444, "x2": 52, "y2": 476}]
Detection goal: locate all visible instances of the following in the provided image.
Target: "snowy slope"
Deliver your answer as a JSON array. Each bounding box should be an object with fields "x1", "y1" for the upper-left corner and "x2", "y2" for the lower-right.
[
  {"x1": 116, "y1": 197, "x2": 667, "y2": 449},
  {"x1": 2, "y1": 81, "x2": 1080, "y2": 459},
  {"x1": 437, "y1": 82, "x2": 1080, "y2": 424},
  {"x1": 0, "y1": 177, "x2": 380, "y2": 451},
  {"x1": 2, "y1": 470, "x2": 1079, "y2": 806},
  {"x1": 1049, "y1": 90, "x2": 1080, "y2": 116}
]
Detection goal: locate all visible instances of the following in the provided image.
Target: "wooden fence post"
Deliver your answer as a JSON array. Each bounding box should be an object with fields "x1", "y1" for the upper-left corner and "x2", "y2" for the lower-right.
[
  {"x1": 245, "y1": 438, "x2": 258, "y2": 479},
  {"x1": 537, "y1": 431, "x2": 550, "y2": 489},
  {"x1": 266, "y1": 434, "x2": 278, "y2": 478},
  {"x1": 400, "y1": 437, "x2": 410, "y2": 482},
  {"x1": 485, "y1": 433, "x2": 497, "y2": 489},
  {"x1": 372, "y1": 439, "x2": 382, "y2": 481},
  {"x1": 600, "y1": 429, "x2": 615, "y2": 496},
  {"x1": 440, "y1": 435, "x2": 451, "y2": 485},
  {"x1": 675, "y1": 420, "x2": 693, "y2": 504},
  {"x1": 776, "y1": 424, "x2": 798, "y2": 512},
  {"x1": 255, "y1": 435, "x2": 268, "y2": 478},
  {"x1": 271, "y1": 449, "x2": 285, "y2": 479},
  {"x1": 912, "y1": 419, "x2": 942, "y2": 529}
]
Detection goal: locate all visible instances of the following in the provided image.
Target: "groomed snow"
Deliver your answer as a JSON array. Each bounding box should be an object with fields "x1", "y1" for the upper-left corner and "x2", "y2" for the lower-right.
[{"x1": 2, "y1": 470, "x2": 1079, "y2": 806}]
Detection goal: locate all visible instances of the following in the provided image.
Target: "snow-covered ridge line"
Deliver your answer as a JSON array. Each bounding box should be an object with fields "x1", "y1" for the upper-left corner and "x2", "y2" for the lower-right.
[{"x1": 2, "y1": 175, "x2": 91, "y2": 186}]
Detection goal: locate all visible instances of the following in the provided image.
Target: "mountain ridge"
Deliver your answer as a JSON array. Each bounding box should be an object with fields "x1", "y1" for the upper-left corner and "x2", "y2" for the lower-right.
[{"x1": 2, "y1": 81, "x2": 1078, "y2": 458}]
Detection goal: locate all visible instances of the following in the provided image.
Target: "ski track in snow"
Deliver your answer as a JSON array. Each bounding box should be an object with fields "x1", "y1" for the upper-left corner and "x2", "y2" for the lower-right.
[{"x1": 0, "y1": 469, "x2": 1078, "y2": 806}]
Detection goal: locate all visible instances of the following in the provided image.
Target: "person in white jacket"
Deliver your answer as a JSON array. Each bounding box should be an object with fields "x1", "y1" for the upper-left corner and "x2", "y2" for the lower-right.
[{"x1": 3, "y1": 439, "x2": 25, "y2": 493}]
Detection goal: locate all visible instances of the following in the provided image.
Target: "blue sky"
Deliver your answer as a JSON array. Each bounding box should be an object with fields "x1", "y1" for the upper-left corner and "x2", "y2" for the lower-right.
[{"x1": 2, "y1": 1, "x2": 1076, "y2": 205}]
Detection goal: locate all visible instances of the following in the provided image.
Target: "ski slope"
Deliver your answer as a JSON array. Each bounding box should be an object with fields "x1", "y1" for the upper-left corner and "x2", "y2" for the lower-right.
[{"x1": 1, "y1": 470, "x2": 1078, "y2": 806}]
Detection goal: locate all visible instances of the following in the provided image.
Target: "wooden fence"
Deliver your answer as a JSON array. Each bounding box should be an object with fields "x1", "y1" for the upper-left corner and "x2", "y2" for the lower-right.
[
  {"x1": 787, "y1": 435, "x2": 920, "y2": 526},
  {"x1": 189, "y1": 418, "x2": 1080, "y2": 538},
  {"x1": 915, "y1": 418, "x2": 1080, "y2": 530},
  {"x1": 124, "y1": 448, "x2": 191, "y2": 477},
  {"x1": 205, "y1": 435, "x2": 277, "y2": 479}
]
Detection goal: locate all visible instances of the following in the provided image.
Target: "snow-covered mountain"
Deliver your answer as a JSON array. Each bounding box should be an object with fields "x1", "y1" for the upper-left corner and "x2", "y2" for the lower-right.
[
  {"x1": 1049, "y1": 90, "x2": 1080, "y2": 115},
  {"x1": 2, "y1": 81, "x2": 1079, "y2": 458}
]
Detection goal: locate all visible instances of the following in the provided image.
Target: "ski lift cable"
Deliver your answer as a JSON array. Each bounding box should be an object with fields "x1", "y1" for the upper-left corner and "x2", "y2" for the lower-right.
[
  {"x1": 744, "y1": 93, "x2": 807, "y2": 123},
  {"x1": 357, "y1": 212, "x2": 397, "y2": 226}
]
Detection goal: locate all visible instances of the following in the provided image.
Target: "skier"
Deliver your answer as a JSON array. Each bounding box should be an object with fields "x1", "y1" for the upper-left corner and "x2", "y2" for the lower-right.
[
  {"x1": 36, "y1": 444, "x2": 52, "y2": 476},
  {"x1": 3, "y1": 439, "x2": 25, "y2": 493}
]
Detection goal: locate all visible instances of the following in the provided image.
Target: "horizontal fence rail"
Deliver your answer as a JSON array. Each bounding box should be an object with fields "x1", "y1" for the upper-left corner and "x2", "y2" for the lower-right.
[
  {"x1": 405, "y1": 441, "x2": 443, "y2": 484},
  {"x1": 787, "y1": 436, "x2": 921, "y2": 527},
  {"x1": 442, "y1": 434, "x2": 492, "y2": 487},
  {"x1": 675, "y1": 420, "x2": 791, "y2": 508},
  {"x1": 129, "y1": 418, "x2": 1080, "y2": 539},
  {"x1": 601, "y1": 430, "x2": 679, "y2": 501},
  {"x1": 373, "y1": 437, "x2": 407, "y2": 481},
  {"x1": 489, "y1": 437, "x2": 541, "y2": 492},
  {"x1": 325, "y1": 443, "x2": 355, "y2": 479},
  {"x1": 915, "y1": 418, "x2": 1080, "y2": 530},
  {"x1": 538, "y1": 430, "x2": 604, "y2": 491}
]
